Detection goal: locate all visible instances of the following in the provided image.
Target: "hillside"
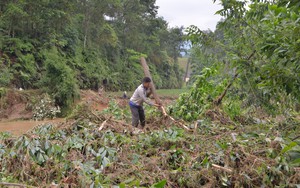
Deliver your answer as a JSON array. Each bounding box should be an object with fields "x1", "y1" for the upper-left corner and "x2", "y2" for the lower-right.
[{"x1": 0, "y1": 1, "x2": 185, "y2": 115}]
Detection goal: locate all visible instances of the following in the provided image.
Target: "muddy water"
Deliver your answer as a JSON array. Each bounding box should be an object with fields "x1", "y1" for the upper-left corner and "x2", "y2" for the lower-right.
[{"x1": 0, "y1": 118, "x2": 65, "y2": 136}]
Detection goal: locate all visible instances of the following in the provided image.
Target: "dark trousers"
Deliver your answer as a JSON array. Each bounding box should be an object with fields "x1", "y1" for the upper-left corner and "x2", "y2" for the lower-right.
[{"x1": 130, "y1": 105, "x2": 145, "y2": 127}]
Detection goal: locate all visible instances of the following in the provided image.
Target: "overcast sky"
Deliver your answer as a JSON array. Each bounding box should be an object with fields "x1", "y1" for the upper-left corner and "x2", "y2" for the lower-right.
[{"x1": 155, "y1": 0, "x2": 222, "y2": 31}]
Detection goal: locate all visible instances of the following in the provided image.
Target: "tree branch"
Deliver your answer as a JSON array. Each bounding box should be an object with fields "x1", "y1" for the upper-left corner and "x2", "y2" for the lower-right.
[{"x1": 213, "y1": 50, "x2": 256, "y2": 106}]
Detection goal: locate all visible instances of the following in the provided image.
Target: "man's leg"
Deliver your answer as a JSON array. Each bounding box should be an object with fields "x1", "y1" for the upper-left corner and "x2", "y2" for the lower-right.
[
  {"x1": 130, "y1": 105, "x2": 139, "y2": 127},
  {"x1": 138, "y1": 106, "x2": 145, "y2": 128}
]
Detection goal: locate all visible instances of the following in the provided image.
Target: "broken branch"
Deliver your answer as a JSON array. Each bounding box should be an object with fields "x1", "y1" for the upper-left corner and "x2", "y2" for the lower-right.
[{"x1": 212, "y1": 164, "x2": 233, "y2": 173}]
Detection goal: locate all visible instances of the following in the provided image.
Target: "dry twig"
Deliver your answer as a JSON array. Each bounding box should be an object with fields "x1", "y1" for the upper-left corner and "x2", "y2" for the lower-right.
[{"x1": 212, "y1": 164, "x2": 233, "y2": 173}]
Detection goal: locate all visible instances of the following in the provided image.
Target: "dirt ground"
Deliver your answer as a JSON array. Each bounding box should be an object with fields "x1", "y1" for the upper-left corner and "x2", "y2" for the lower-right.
[
  {"x1": 0, "y1": 89, "x2": 175, "y2": 136},
  {"x1": 0, "y1": 90, "x2": 109, "y2": 136},
  {"x1": 0, "y1": 118, "x2": 65, "y2": 136}
]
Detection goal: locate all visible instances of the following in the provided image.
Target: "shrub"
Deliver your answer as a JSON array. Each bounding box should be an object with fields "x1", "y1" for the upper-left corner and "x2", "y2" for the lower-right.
[
  {"x1": 32, "y1": 93, "x2": 61, "y2": 120},
  {"x1": 40, "y1": 48, "x2": 79, "y2": 114}
]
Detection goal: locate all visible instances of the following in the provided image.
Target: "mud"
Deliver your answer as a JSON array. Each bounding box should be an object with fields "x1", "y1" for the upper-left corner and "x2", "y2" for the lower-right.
[{"x1": 0, "y1": 118, "x2": 65, "y2": 136}]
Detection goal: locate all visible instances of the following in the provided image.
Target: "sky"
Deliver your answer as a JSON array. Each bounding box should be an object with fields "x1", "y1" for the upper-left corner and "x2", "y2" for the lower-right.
[{"x1": 155, "y1": 0, "x2": 223, "y2": 31}]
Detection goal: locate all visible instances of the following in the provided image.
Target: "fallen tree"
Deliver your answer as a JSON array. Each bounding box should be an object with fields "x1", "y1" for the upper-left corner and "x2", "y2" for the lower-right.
[{"x1": 140, "y1": 57, "x2": 189, "y2": 130}]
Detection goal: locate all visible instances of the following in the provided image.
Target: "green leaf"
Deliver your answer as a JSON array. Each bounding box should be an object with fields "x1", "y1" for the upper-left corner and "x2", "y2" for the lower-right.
[
  {"x1": 152, "y1": 179, "x2": 167, "y2": 188},
  {"x1": 123, "y1": 177, "x2": 135, "y2": 184},
  {"x1": 118, "y1": 183, "x2": 126, "y2": 188},
  {"x1": 280, "y1": 142, "x2": 297, "y2": 155},
  {"x1": 37, "y1": 153, "x2": 45, "y2": 163},
  {"x1": 291, "y1": 158, "x2": 300, "y2": 165},
  {"x1": 201, "y1": 156, "x2": 209, "y2": 167}
]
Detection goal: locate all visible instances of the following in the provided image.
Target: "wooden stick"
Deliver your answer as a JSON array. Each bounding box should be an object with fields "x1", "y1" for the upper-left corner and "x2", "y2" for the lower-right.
[
  {"x1": 161, "y1": 106, "x2": 189, "y2": 130},
  {"x1": 212, "y1": 164, "x2": 233, "y2": 173},
  {"x1": 160, "y1": 106, "x2": 167, "y2": 116},
  {"x1": 194, "y1": 121, "x2": 198, "y2": 132},
  {"x1": 98, "y1": 119, "x2": 108, "y2": 131},
  {"x1": 91, "y1": 111, "x2": 105, "y2": 121}
]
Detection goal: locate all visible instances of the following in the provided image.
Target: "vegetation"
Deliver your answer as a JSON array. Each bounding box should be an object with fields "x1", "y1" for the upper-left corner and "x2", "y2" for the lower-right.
[
  {"x1": 0, "y1": 0, "x2": 300, "y2": 187},
  {"x1": 173, "y1": 0, "x2": 300, "y2": 121},
  {"x1": 0, "y1": 101, "x2": 299, "y2": 187},
  {"x1": 0, "y1": 0, "x2": 185, "y2": 110}
]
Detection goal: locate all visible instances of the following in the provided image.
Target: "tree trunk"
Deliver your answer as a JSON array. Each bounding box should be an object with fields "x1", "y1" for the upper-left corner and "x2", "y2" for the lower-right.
[
  {"x1": 140, "y1": 57, "x2": 162, "y2": 105},
  {"x1": 184, "y1": 58, "x2": 190, "y2": 84},
  {"x1": 140, "y1": 57, "x2": 190, "y2": 130},
  {"x1": 213, "y1": 72, "x2": 239, "y2": 106}
]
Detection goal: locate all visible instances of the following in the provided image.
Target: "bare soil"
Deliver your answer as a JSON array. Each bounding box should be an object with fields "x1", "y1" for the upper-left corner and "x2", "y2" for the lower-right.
[
  {"x1": 0, "y1": 89, "x2": 175, "y2": 136},
  {"x1": 0, "y1": 89, "x2": 109, "y2": 136},
  {"x1": 0, "y1": 118, "x2": 65, "y2": 136}
]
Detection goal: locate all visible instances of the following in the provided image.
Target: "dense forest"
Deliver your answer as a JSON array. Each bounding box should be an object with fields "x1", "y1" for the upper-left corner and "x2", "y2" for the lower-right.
[{"x1": 0, "y1": 0, "x2": 185, "y2": 110}]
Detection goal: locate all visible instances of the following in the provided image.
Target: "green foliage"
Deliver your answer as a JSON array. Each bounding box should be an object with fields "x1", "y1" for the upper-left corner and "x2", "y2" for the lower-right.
[
  {"x1": 151, "y1": 179, "x2": 167, "y2": 188},
  {"x1": 40, "y1": 48, "x2": 79, "y2": 113},
  {"x1": 102, "y1": 99, "x2": 130, "y2": 120},
  {"x1": 78, "y1": 50, "x2": 109, "y2": 90},
  {"x1": 0, "y1": 87, "x2": 7, "y2": 98},
  {"x1": 0, "y1": 107, "x2": 299, "y2": 187},
  {"x1": 222, "y1": 99, "x2": 242, "y2": 120},
  {"x1": 184, "y1": 0, "x2": 300, "y2": 119},
  {"x1": 0, "y1": 0, "x2": 185, "y2": 103},
  {"x1": 0, "y1": 65, "x2": 12, "y2": 87},
  {"x1": 172, "y1": 67, "x2": 226, "y2": 121}
]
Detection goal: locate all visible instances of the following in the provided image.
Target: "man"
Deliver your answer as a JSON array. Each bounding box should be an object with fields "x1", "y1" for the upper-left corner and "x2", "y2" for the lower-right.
[
  {"x1": 129, "y1": 77, "x2": 160, "y2": 128},
  {"x1": 123, "y1": 91, "x2": 127, "y2": 99}
]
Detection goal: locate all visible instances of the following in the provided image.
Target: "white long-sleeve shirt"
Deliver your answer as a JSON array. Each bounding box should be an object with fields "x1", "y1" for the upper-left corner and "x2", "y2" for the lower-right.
[{"x1": 130, "y1": 84, "x2": 154, "y2": 106}]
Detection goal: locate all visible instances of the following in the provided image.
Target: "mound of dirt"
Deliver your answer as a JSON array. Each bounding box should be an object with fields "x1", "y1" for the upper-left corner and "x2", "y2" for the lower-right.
[
  {"x1": 80, "y1": 90, "x2": 109, "y2": 112},
  {"x1": 0, "y1": 89, "x2": 109, "y2": 121},
  {"x1": 0, "y1": 89, "x2": 37, "y2": 121}
]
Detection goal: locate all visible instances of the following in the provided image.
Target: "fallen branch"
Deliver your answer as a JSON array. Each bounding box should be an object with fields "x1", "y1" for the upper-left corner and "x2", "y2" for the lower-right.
[
  {"x1": 98, "y1": 118, "x2": 109, "y2": 131},
  {"x1": 91, "y1": 111, "x2": 105, "y2": 121},
  {"x1": 161, "y1": 106, "x2": 190, "y2": 130},
  {"x1": 292, "y1": 135, "x2": 300, "y2": 141},
  {"x1": 213, "y1": 72, "x2": 238, "y2": 106},
  {"x1": 160, "y1": 105, "x2": 167, "y2": 117},
  {"x1": 212, "y1": 164, "x2": 233, "y2": 173},
  {"x1": 0, "y1": 182, "x2": 36, "y2": 188}
]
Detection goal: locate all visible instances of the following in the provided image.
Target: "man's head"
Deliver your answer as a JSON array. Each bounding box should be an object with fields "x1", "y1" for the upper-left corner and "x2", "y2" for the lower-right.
[{"x1": 142, "y1": 77, "x2": 151, "y2": 88}]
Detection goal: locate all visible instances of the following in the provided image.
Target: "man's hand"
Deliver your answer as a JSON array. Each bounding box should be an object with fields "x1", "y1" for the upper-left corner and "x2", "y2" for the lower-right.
[{"x1": 153, "y1": 103, "x2": 161, "y2": 107}]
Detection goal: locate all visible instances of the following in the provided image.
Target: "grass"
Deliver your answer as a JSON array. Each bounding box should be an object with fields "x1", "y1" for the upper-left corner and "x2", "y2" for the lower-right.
[{"x1": 107, "y1": 88, "x2": 188, "y2": 99}]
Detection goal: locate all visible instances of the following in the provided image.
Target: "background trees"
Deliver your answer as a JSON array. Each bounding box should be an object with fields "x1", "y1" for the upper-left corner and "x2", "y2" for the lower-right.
[
  {"x1": 0, "y1": 0, "x2": 185, "y2": 110},
  {"x1": 175, "y1": 0, "x2": 300, "y2": 121}
]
